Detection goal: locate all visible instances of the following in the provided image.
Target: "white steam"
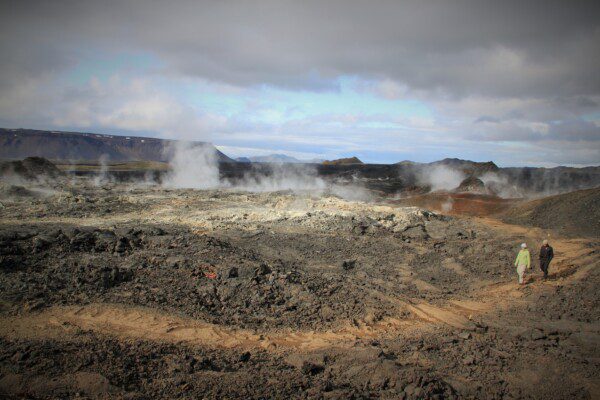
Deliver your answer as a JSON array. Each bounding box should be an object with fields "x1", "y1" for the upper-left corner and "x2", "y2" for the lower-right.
[
  {"x1": 230, "y1": 163, "x2": 326, "y2": 193},
  {"x1": 330, "y1": 184, "x2": 373, "y2": 202},
  {"x1": 162, "y1": 143, "x2": 375, "y2": 201},
  {"x1": 419, "y1": 165, "x2": 465, "y2": 191},
  {"x1": 441, "y1": 196, "x2": 454, "y2": 212},
  {"x1": 164, "y1": 141, "x2": 220, "y2": 189},
  {"x1": 92, "y1": 154, "x2": 110, "y2": 186},
  {"x1": 480, "y1": 172, "x2": 523, "y2": 198}
]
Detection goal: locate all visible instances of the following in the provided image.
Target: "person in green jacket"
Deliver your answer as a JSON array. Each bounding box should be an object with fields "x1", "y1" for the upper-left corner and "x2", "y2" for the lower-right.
[{"x1": 514, "y1": 243, "x2": 531, "y2": 285}]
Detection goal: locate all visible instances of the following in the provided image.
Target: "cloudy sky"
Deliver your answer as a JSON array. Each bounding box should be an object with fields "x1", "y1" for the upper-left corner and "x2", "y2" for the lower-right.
[{"x1": 1, "y1": 0, "x2": 599, "y2": 166}]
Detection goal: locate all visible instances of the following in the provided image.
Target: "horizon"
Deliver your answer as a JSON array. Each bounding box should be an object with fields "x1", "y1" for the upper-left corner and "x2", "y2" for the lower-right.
[
  {"x1": 1, "y1": 1, "x2": 599, "y2": 167},
  {"x1": 4, "y1": 127, "x2": 600, "y2": 169}
]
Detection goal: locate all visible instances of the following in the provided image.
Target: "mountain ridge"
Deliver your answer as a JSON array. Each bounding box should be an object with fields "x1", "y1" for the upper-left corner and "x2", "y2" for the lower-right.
[
  {"x1": 0, "y1": 128, "x2": 234, "y2": 163},
  {"x1": 2, "y1": 128, "x2": 599, "y2": 171}
]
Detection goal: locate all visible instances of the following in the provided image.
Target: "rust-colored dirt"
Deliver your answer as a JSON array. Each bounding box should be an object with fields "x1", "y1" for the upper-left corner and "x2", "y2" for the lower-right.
[{"x1": 392, "y1": 192, "x2": 518, "y2": 217}]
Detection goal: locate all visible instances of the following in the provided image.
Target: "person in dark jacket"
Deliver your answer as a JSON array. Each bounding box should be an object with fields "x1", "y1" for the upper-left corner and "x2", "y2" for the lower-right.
[{"x1": 539, "y1": 240, "x2": 554, "y2": 280}]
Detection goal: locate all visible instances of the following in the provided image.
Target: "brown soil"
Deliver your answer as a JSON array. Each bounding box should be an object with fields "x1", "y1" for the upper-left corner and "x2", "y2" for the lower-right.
[{"x1": 393, "y1": 192, "x2": 517, "y2": 217}]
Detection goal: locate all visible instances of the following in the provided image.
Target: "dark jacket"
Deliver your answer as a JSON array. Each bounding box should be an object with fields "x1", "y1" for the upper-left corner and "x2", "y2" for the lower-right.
[{"x1": 539, "y1": 245, "x2": 554, "y2": 261}]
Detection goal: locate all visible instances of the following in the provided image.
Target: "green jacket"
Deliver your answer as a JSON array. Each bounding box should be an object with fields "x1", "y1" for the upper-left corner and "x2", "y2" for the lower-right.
[{"x1": 514, "y1": 249, "x2": 531, "y2": 268}]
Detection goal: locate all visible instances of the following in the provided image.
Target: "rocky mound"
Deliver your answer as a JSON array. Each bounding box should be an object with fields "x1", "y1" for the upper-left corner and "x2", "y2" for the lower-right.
[
  {"x1": 454, "y1": 176, "x2": 487, "y2": 194},
  {"x1": 322, "y1": 157, "x2": 363, "y2": 165},
  {"x1": 501, "y1": 186, "x2": 600, "y2": 237},
  {"x1": 0, "y1": 157, "x2": 64, "y2": 183}
]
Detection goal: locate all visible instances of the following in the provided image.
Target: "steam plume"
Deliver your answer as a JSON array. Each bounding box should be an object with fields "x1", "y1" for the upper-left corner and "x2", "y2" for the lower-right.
[
  {"x1": 164, "y1": 141, "x2": 220, "y2": 189},
  {"x1": 418, "y1": 165, "x2": 465, "y2": 191}
]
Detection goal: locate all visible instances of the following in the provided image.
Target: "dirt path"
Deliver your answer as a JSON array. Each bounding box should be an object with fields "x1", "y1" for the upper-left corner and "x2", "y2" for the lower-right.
[
  {"x1": 2, "y1": 302, "x2": 451, "y2": 351},
  {"x1": 1, "y1": 217, "x2": 597, "y2": 352},
  {"x1": 476, "y1": 217, "x2": 598, "y2": 286},
  {"x1": 2, "y1": 300, "x2": 470, "y2": 351}
]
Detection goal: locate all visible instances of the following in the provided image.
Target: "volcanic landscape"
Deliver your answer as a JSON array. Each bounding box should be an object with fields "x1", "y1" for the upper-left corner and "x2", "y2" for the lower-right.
[{"x1": 0, "y1": 143, "x2": 599, "y2": 399}]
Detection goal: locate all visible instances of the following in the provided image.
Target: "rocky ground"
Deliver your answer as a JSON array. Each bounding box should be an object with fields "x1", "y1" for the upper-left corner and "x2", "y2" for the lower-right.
[
  {"x1": 501, "y1": 186, "x2": 600, "y2": 238},
  {"x1": 0, "y1": 179, "x2": 598, "y2": 399}
]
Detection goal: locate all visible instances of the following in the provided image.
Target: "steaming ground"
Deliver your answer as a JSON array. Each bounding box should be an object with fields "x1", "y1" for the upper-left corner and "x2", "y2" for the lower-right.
[
  {"x1": 0, "y1": 184, "x2": 517, "y2": 329},
  {"x1": 0, "y1": 155, "x2": 600, "y2": 399},
  {"x1": 0, "y1": 174, "x2": 599, "y2": 398}
]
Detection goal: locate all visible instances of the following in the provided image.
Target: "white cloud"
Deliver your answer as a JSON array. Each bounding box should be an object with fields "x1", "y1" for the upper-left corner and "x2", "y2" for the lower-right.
[
  {"x1": 1, "y1": 1, "x2": 599, "y2": 166},
  {"x1": 39, "y1": 75, "x2": 227, "y2": 140}
]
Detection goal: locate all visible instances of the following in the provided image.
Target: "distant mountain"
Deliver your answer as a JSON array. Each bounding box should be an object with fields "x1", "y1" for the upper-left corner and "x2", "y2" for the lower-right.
[
  {"x1": 235, "y1": 154, "x2": 322, "y2": 163},
  {"x1": 323, "y1": 157, "x2": 363, "y2": 165},
  {"x1": 392, "y1": 157, "x2": 600, "y2": 196},
  {"x1": 240, "y1": 154, "x2": 304, "y2": 163},
  {"x1": 396, "y1": 158, "x2": 499, "y2": 176},
  {"x1": 396, "y1": 160, "x2": 417, "y2": 166},
  {"x1": 0, "y1": 128, "x2": 235, "y2": 163},
  {"x1": 430, "y1": 158, "x2": 499, "y2": 174}
]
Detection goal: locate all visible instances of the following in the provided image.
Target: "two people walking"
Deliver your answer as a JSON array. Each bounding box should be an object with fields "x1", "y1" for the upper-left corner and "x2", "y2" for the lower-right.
[{"x1": 514, "y1": 240, "x2": 554, "y2": 285}]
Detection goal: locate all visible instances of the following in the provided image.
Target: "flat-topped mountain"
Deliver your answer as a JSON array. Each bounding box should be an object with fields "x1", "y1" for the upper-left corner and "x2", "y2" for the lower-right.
[{"x1": 0, "y1": 128, "x2": 234, "y2": 163}]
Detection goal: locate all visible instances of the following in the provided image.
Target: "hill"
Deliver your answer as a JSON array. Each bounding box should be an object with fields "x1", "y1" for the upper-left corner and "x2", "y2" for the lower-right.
[
  {"x1": 323, "y1": 157, "x2": 363, "y2": 165},
  {"x1": 397, "y1": 158, "x2": 499, "y2": 176},
  {"x1": 454, "y1": 176, "x2": 487, "y2": 194},
  {"x1": 501, "y1": 187, "x2": 600, "y2": 237},
  {"x1": 430, "y1": 158, "x2": 499, "y2": 176},
  {"x1": 0, "y1": 156, "x2": 65, "y2": 183},
  {"x1": 0, "y1": 128, "x2": 234, "y2": 163},
  {"x1": 393, "y1": 158, "x2": 599, "y2": 196}
]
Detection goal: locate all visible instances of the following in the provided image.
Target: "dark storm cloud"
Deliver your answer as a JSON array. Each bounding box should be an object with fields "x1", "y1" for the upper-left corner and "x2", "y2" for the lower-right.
[
  {"x1": 1, "y1": 0, "x2": 599, "y2": 97},
  {"x1": 0, "y1": 0, "x2": 598, "y2": 166}
]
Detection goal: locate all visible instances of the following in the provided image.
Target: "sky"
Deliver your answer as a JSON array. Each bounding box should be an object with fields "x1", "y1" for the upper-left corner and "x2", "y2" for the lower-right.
[{"x1": 0, "y1": 0, "x2": 599, "y2": 166}]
